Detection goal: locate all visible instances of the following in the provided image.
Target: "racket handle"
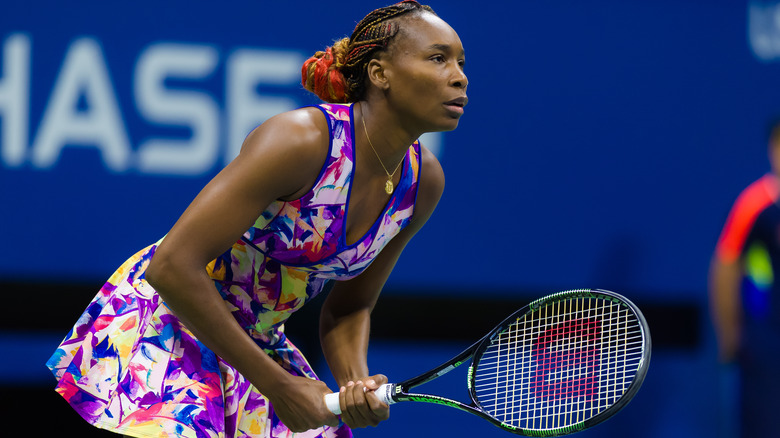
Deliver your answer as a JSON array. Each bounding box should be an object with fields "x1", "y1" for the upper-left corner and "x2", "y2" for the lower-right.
[{"x1": 324, "y1": 383, "x2": 395, "y2": 415}]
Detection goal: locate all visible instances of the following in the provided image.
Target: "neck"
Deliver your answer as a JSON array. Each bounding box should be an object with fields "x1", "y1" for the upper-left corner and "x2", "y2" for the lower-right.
[{"x1": 357, "y1": 101, "x2": 417, "y2": 169}]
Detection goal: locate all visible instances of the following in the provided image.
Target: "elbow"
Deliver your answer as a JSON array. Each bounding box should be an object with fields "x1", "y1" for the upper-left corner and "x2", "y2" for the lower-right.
[
  {"x1": 145, "y1": 248, "x2": 174, "y2": 292},
  {"x1": 144, "y1": 244, "x2": 210, "y2": 299},
  {"x1": 144, "y1": 255, "x2": 163, "y2": 291}
]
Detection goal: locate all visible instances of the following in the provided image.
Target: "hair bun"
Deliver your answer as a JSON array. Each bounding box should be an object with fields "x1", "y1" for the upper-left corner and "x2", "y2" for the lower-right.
[{"x1": 301, "y1": 38, "x2": 350, "y2": 103}]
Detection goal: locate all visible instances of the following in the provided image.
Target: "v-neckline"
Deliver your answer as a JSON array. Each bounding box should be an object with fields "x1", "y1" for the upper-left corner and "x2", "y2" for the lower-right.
[{"x1": 341, "y1": 103, "x2": 409, "y2": 248}]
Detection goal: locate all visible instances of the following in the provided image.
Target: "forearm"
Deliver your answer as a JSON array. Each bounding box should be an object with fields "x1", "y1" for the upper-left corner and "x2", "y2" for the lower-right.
[
  {"x1": 316, "y1": 221, "x2": 427, "y2": 388},
  {"x1": 146, "y1": 259, "x2": 292, "y2": 393},
  {"x1": 708, "y1": 257, "x2": 742, "y2": 362},
  {"x1": 320, "y1": 306, "x2": 371, "y2": 386}
]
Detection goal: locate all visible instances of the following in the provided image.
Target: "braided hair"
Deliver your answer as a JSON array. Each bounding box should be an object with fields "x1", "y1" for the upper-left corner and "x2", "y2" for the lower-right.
[{"x1": 301, "y1": 0, "x2": 436, "y2": 103}]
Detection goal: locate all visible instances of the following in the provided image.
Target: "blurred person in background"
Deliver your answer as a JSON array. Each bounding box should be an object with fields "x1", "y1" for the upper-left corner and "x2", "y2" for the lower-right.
[{"x1": 709, "y1": 118, "x2": 780, "y2": 438}]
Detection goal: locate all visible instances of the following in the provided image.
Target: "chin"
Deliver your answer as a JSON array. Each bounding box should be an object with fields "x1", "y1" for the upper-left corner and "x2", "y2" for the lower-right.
[
  {"x1": 440, "y1": 118, "x2": 462, "y2": 132},
  {"x1": 417, "y1": 112, "x2": 463, "y2": 133}
]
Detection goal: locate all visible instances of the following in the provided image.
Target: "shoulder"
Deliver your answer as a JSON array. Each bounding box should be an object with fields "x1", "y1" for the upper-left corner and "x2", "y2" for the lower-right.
[
  {"x1": 418, "y1": 143, "x2": 445, "y2": 196},
  {"x1": 727, "y1": 174, "x2": 779, "y2": 222},
  {"x1": 716, "y1": 174, "x2": 780, "y2": 263},
  {"x1": 411, "y1": 142, "x2": 445, "y2": 224},
  {"x1": 241, "y1": 106, "x2": 329, "y2": 156},
  {"x1": 237, "y1": 106, "x2": 332, "y2": 199}
]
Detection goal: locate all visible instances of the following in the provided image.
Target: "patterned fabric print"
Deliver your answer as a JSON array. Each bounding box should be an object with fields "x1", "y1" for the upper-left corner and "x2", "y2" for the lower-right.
[
  {"x1": 242, "y1": 103, "x2": 418, "y2": 272},
  {"x1": 47, "y1": 103, "x2": 420, "y2": 438},
  {"x1": 209, "y1": 103, "x2": 420, "y2": 341}
]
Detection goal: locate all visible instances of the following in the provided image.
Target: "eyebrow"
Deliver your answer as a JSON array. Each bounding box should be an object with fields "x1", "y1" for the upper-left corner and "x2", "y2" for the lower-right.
[{"x1": 427, "y1": 43, "x2": 465, "y2": 57}]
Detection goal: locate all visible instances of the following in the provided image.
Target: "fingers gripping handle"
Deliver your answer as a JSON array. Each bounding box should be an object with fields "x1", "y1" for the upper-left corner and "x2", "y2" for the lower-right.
[
  {"x1": 324, "y1": 391, "x2": 343, "y2": 415},
  {"x1": 324, "y1": 383, "x2": 395, "y2": 415}
]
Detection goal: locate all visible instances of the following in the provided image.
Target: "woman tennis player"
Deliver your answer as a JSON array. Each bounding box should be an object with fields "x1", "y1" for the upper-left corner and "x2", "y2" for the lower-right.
[{"x1": 46, "y1": 1, "x2": 467, "y2": 437}]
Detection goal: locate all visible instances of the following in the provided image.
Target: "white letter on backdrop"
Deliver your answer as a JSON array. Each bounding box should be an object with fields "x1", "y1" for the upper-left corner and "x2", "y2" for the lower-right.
[
  {"x1": 31, "y1": 38, "x2": 130, "y2": 171},
  {"x1": 135, "y1": 43, "x2": 219, "y2": 176},
  {"x1": 226, "y1": 49, "x2": 302, "y2": 162},
  {"x1": 0, "y1": 34, "x2": 30, "y2": 167}
]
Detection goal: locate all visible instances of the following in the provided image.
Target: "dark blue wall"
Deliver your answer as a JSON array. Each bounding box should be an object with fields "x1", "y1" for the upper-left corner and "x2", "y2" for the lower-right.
[{"x1": 3, "y1": 0, "x2": 779, "y2": 297}]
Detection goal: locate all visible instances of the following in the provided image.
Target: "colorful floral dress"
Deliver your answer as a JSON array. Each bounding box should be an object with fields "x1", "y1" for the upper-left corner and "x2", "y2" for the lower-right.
[{"x1": 46, "y1": 103, "x2": 421, "y2": 438}]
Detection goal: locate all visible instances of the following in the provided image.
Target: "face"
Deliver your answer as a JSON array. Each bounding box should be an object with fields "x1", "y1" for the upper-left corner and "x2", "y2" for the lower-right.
[{"x1": 377, "y1": 13, "x2": 468, "y2": 133}]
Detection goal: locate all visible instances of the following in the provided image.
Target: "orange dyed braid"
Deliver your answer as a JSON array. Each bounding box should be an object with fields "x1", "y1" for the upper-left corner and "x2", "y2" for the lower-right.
[{"x1": 301, "y1": 45, "x2": 348, "y2": 103}]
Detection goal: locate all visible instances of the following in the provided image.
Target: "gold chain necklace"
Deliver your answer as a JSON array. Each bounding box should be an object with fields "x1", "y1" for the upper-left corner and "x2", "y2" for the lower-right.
[{"x1": 361, "y1": 107, "x2": 405, "y2": 195}]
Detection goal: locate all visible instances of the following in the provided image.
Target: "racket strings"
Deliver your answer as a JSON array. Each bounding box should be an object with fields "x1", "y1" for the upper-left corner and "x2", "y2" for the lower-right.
[{"x1": 472, "y1": 297, "x2": 645, "y2": 431}]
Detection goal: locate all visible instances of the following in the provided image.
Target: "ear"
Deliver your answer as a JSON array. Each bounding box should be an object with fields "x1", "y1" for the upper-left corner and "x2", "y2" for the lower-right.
[{"x1": 366, "y1": 58, "x2": 391, "y2": 91}]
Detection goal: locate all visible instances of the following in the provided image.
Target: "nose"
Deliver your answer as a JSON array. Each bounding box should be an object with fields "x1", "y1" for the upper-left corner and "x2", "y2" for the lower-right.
[{"x1": 450, "y1": 65, "x2": 468, "y2": 90}]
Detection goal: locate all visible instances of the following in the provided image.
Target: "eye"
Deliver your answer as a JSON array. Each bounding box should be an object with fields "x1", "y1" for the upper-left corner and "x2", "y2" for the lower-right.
[
  {"x1": 430, "y1": 54, "x2": 446, "y2": 63},
  {"x1": 458, "y1": 59, "x2": 466, "y2": 68}
]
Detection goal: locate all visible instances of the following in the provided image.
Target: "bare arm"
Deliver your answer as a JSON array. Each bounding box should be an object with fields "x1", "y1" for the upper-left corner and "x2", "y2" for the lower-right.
[
  {"x1": 144, "y1": 107, "x2": 341, "y2": 432},
  {"x1": 708, "y1": 255, "x2": 743, "y2": 363},
  {"x1": 319, "y1": 145, "x2": 445, "y2": 428}
]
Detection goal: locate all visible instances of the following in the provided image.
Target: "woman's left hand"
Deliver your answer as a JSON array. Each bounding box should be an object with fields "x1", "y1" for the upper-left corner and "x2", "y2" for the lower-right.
[{"x1": 337, "y1": 374, "x2": 391, "y2": 428}]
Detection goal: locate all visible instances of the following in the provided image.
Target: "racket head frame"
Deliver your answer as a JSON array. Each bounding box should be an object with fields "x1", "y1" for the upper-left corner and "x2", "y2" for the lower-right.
[{"x1": 466, "y1": 288, "x2": 652, "y2": 436}]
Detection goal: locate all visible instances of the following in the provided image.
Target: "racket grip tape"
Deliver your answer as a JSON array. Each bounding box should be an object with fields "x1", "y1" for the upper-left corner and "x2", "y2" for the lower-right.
[{"x1": 324, "y1": 383, "x2": 395, "y2": 415}]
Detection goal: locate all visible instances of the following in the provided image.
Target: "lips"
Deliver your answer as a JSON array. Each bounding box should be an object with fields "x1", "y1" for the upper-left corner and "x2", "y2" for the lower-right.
[
  {"x1": 444, "y1": 96, "x2": 468, "y2": 108},
  {"x1": 443, "y1": 96, "x2": 468, "y2": 116}
]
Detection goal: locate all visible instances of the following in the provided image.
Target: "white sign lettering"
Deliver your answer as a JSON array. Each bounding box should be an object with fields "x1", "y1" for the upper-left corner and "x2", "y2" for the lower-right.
[{"x1": 0, "y1": 33, "x2": 444, "y2": 176}]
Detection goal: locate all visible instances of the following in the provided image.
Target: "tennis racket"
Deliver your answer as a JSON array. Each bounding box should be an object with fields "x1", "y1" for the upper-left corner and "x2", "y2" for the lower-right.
[{"x1": 324, "y1": 288, "x2": 651, "y2": 436}]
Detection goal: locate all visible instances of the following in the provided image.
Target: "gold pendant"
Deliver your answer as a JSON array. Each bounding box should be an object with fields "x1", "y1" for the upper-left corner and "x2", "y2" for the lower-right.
[{"x1": 385, "y1": 179, "x2": 394, "y2": 195}]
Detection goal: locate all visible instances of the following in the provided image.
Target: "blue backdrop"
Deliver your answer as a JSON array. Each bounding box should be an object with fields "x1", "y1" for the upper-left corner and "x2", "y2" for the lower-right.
[
  {"x1": 2, "y1": 1, "x2": 779, "y2": 437},
  {"x1": 4, "y1": 0, "x2": 780, "y2": 297}
]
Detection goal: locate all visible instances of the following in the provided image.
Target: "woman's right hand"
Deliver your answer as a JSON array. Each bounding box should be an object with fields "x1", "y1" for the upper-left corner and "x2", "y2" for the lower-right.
[
  {"x1": 336, "y1": 375, "x2": 390, "y2": 429},
  {"x1": 264, "y1": 374, "x2": 341, "y2": 433}
]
